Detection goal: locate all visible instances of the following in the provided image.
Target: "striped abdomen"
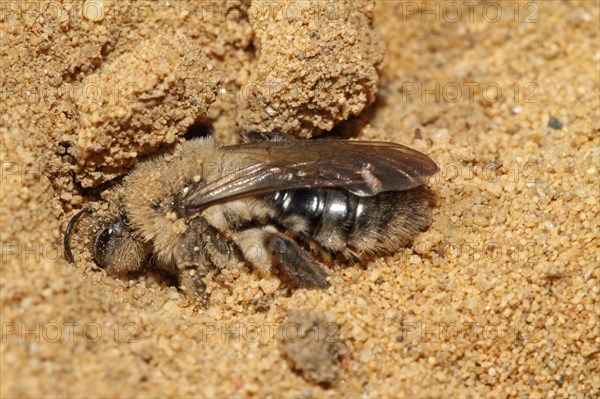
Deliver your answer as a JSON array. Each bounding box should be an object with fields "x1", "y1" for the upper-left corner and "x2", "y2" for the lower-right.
[{"x1": 264, "y1": 187, "x2": 432, "y2": 257}]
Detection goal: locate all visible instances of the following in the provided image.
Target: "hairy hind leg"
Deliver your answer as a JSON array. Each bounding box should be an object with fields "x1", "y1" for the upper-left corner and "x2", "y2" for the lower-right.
[{"x1": 231, "y1": 227, "x2": 329, "y2": 290}]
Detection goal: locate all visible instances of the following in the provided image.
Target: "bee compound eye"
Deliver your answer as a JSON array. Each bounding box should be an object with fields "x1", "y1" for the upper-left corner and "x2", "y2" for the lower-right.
[
  {"x1": 92, "y1": 218, "x2": 150, "y2": 274},
  {"x1": 93, "y1": 220, "x2": 125, "y2": 270}
]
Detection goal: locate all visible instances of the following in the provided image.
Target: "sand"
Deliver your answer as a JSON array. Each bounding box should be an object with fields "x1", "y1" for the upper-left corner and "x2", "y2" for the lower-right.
[{"x1": 1, "y1": 1, "x2": 598, "y2": 397}]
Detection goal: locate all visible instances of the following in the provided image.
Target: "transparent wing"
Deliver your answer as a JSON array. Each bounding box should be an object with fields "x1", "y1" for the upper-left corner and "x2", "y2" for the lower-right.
[{"x1": 181, "y1": 140, "x2": 438, "y2": 212}]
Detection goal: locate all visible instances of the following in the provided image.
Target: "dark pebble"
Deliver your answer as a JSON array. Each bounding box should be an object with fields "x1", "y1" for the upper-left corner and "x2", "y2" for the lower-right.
[{"x1": 548, "y1": 116, "x2": 563, "y2": 130}]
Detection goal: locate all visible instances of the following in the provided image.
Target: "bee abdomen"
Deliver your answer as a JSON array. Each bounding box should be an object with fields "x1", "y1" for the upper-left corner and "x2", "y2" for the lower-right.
[
  {"x1": 268, "y1": 190, "x2": 327, "y2": 229},
  {"x1": 266, "y1": 189, "x2": 352, "y2": 239},
  {"x1": 265, "y1": 187, "x2": 431, "y2": 257}
]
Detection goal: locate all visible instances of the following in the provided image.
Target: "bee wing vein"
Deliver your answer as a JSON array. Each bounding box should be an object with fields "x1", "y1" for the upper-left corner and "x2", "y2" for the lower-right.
[{"x1": 182, "y1": 140, "x2": 438, "y2": 211}]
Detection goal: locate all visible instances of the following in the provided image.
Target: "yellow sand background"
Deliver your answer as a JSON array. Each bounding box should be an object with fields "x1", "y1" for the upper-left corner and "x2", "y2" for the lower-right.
[{"x1": 1, "y1": 1, "x2": 598, "y2": 397}]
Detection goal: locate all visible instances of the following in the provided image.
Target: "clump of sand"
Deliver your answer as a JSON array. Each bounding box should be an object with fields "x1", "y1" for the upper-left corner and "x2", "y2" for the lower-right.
[
  {"x1": 237, "y1": 0, "x2": 384, "y2": 137},
  {"x1": 75, "y1": 33, "x2": 220, "y2": 187},
  {"x1": 278, "y1": 310, "x2": 345, "y2": 386}
]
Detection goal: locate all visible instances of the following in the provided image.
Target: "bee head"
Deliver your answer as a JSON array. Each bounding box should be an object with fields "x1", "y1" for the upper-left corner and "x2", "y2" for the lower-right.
[{"x1": 92, "y1": 215, "x2": 151, "y2": 275}]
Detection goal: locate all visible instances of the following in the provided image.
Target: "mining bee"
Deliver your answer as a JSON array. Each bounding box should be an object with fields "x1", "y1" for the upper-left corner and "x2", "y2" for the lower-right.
[{"x1": 64, "y1": 135, "x2": 438, "y2": 306}]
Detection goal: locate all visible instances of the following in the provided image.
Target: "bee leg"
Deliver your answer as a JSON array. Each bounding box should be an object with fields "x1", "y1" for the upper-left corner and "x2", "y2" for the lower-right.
[
  {"x1": 202, "y1": 224, "x2": 245, "y2": 270},
  {"x1": 265, "y1": 231, "x2": 330, "y2": 289},
  {"x1": 178, "y1": 266, "x2": 210, "y2": 308},
  {"x1": 174, "y1": 217, "x2": 245, "y2": 307},
  {"x1": 173, "y1": 219, "x2": 214, "y2": 308},
  {"x1": 232, "y1": 228, "x2": 329, "y2": 290}
]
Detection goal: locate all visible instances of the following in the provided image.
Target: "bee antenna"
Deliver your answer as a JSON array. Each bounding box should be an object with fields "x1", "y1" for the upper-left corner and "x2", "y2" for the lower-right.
[{"x1": 64, "y1": 206, "x2": 93, "y2": 263}]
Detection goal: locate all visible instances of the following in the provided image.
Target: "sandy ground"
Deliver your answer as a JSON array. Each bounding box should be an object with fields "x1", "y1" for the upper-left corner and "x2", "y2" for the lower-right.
[{"x1": 1, "y1": 1, "x2": 598, "y2": 397}]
